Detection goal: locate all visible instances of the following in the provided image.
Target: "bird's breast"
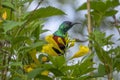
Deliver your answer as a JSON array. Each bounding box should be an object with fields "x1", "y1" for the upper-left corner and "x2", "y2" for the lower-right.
[{"x1": 53, "y1": 35, "x2": 66, "y2": 49}]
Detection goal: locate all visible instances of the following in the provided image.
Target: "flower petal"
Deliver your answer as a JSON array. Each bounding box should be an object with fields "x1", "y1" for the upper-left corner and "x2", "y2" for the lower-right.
[
  {"x1": 41, "y1": 70, "x2": 49, "y2": 76},
  {"x1": 71, "y1": 45, "x2": 89, "y2": 59},
  {"x1": 41, "y1": 44, "x2": 58, "y2": 56},
  {"x1": 2, "y1": 11, "x2": 7, "y2": 20}
]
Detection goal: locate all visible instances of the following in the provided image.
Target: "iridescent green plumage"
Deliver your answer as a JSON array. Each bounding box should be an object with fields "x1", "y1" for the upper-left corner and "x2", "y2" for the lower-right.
[
  {"x1": 52, "y1": 21, "x2": 80, "y2": 55},
  {"x1": 53, "y1": 21, "x2": 73, "y2": 38}
]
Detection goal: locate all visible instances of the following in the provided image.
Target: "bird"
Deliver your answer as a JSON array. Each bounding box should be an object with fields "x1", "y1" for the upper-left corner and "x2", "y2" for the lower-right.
[{"x1": 52, "y1": 21, "x2": 81, "y2": 55}]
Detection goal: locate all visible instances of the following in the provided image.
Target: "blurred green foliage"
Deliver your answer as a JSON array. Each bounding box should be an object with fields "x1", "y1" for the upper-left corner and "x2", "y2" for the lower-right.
[{"x1": 0, "y1": 0, "x2": 120, "y2": 80}]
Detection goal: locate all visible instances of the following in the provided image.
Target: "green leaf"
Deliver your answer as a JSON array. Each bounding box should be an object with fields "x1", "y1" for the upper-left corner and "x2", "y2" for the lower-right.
[
  {"x1": 77, "y1": 0, "x2": 119, "y2": 11},
  {"x1": 40, "y1": 29, "x2": 49, "y2": 34},
  {"x1": 42, "y1": 64, "x2": 54, "y2": 70},
  {"x1": 61, "y1": 78, "x2": 76, "y2": 80},
  {"x1": 95, "y1": 46, "x2": 112, "y2": 64},
  {"x1": 91, "y1": 11, "x2": 103, "y2": 26},
  {"x1": 27, "y1": 68, "x2": 43, "y2": 79},
  {"x1": 30, "y1": 41, "x2": 45, "y2": 49},
  {"x1": 91, "y1": 1, "x2": 106, "y2": 12},
  {"x1": 19, "y1": 20, "x2": 41, "y2": 35},
  {"x1": 90, "y1": 31, "x2": 113, "y2": 46},
  {"x1": 77, "y1": 1, "x2": 106, "y2": 12},
  {"x1": 32, "y1": 25, "x2": 41, "y2": 40},
  {"x1": 12, "y1": 77, "x2": 22, "y2": 80},
  {"x1": 36, "y1": 75, "x2": 52, "y2": 80},
  {"x1": 98, "y1": 64, "x2": 106, "y2": 76},
  {"x1": 106, "y1": 0, "x2": 119, "y2": 9},
  {"x1": 77, "y1": 76, "x2": 91, "y2": 80},
  {"x1": 49, "y1": 56, "x2": 66, "y2": 68},
  {"x1": 89, "y1": 31, "x2": 112, "y2": 64},
  {"x1": 77, "y1": 0, "x2": 119, "y2": 27},
  {"x1": 116, "y1": 26, "x2": 120, "y2": 28},
  {"x1": 31, "y1": 24, "x2": 48, "y2": 41},
  {"x1": 3, "y1": 21, "x2": 25, "y2": 33},
  {"x1": 113, "y1": 48, "x2": 120, "y2": 71},
  {"x1": 2, "y1": 1, "x2": 15, "y2": 10},
  {"x1": 77, "y1": 2, "x2": 87, "y2": 11},
  {"x1": 26, "y1": 6, "x2": 65, "y2": 22},
  {"x1": 10, "y1": 62, "x2": 22, "y2": 67},
  {"x1": 11, "y1": 36, "x2": 29, "y2": 45},
  {"x1": 105, "y1": 10, "x2": 118, "y2": 16},
  {"x1": 71, "y1": 58, "x2": 95, "y2": 77},
  {"x1": 49, "y1": 68, "x2": 64, "y2": 76},
  {"x1": 20, "y1": 41, "x2": 45, "y2": 54}
]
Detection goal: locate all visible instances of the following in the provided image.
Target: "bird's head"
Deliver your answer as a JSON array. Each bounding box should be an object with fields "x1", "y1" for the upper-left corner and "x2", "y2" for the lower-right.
[{"x1": 59, "y1": 21, "x2": 81, "y2": 33}]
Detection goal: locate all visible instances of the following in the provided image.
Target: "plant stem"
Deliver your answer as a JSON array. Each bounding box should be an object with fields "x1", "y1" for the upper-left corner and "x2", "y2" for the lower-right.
[
  {"x1": 108, "y1": 73, "x2": 112, "y2": 80},
  {"x1": 87, "y1": 0, "x2": 92, "y2": 34},
  {"x1": 113, "y1": 15, "x2": 120, "y2": 35},
  {"x1": 87, "y1": 0, "x2": 93, "y2": 78},
  {"x1": 87, "y1": 0, "x2": 93, "y2": 49},
  {"x1": 105, "y1": 64, "x2": 113, "y2": 80},
  {"x1": 2, "y1": 55, "x2": 6, "y2": 80}
]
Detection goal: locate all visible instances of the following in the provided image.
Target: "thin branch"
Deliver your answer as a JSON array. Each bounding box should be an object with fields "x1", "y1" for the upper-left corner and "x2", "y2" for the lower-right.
[
  {"x1": 113, "y1": 15, "x2": 120, "y2": 35},
  {"x1": 87, "y1": 0, "x2": 93, "y2": 78},
  {"x1": 2, "y1": 53, "x2": 7, "y2": 80},
  {"x1": 15, "y1": 0, "x2": 44, "y2": 37},
  {"x1": 87, "y1": 0, "x2": 93, "y2": 54},
  {"x1": 87, "y1": 0, "x2": 93, "y2": 52},
  {"x1": 87, "y1": 0, "x2": 92, "y2": 34},
  {"x1": 27, "y1": 0, "x2": 44, "y2": 22}
]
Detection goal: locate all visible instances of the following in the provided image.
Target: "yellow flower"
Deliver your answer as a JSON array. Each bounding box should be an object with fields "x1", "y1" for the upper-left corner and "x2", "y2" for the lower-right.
[
  {"x1": 41, "y1": 70, "x2": 49, "y2": 76},
  {"x1": 79, "y1": 45, "x2": 89, "y2": 53},
  {"x1": 41, "y1": 44, "x2": 58, "y2": 56},
  {"x1": 72, "y1": 45, "x2": 89, "y2": 59},
  {"x1": 69, "y1": 41, "x2": 75, "y2": 47},
  {"x1": 0, "y1": 11, "x2": 7, "y2": 22},
  {"x1": 58, "y1": 37, "x2": 65, "y2": 45},
  {"x1": 2, "y1": 11, "x2": 7, "y2": 20},
  {"x1": 45, "y1": 35, "x2": 56, "y2": 45},
  {"x1": 45, "y1": 35, "x2": 63, "y2": 53},
  {"x1": 69, "y1": 39, "x2": 76, "y2": 47},
  {"x1": 65, "y1": 35, "x2": 69, "y2": 44},
  {"x1": 24, "y1": 65, "x2": 33, "y2": 73},
  {"x1": 65, "y1": 34, "x2": 75, "y2": 47},
  {"x1": 41, "y1": 56, "x2": 48, "y2": 62},
  {"x1": 30, "y1": 63, "x2": 36, "y2": 68}
]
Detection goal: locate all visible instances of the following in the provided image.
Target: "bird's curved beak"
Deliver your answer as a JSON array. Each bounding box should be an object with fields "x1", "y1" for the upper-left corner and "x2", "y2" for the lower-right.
[{"x1": 72, "y1": 22, "x2": 81, "y2": 26}]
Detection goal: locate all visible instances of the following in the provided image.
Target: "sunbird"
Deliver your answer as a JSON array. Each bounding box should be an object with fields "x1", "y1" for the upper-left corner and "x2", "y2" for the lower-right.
[{"x1": 52, "y1": 21, "x2": 81, "y2": 55}]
